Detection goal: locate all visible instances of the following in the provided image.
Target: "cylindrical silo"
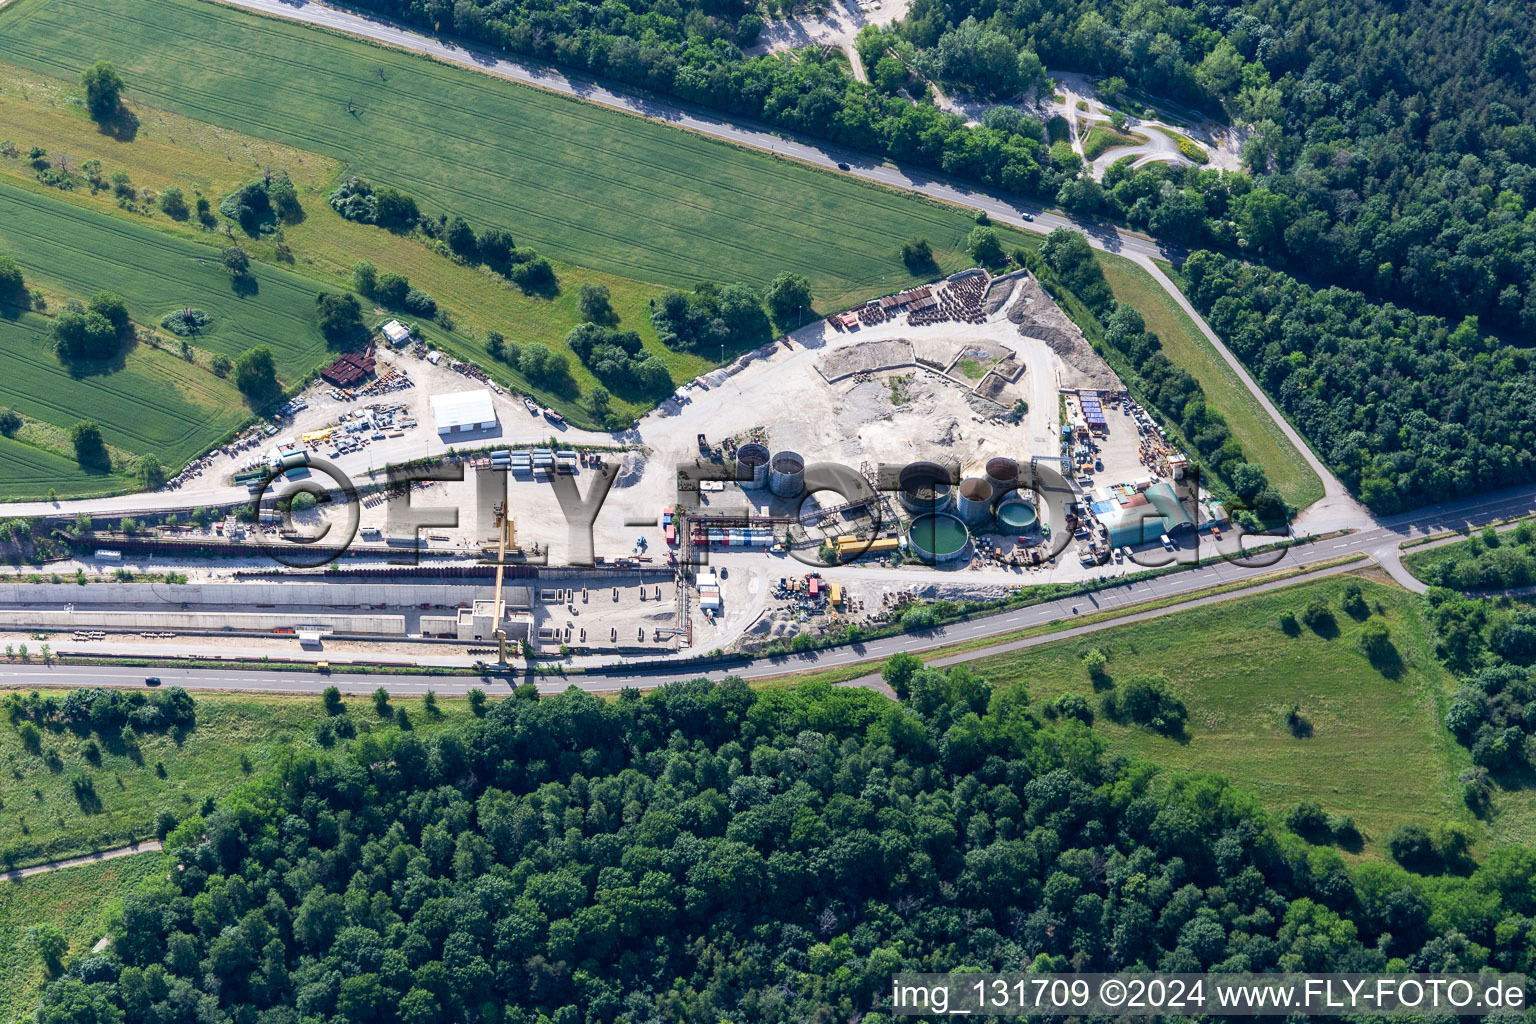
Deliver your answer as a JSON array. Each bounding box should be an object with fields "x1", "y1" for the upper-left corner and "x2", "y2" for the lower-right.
[
  {"x1": 907, "y1": 512, "x2": 971, "y2": 564},
  {"x1": 986, "y1": 457, "x2": 1020, "y2": 495},
  {"x1": 737, "y1": 442, "x2": 770, "y2": 488},
  {"x1": 899, "y1": 461, "x2": 954, "y2": 515},
  {"x1": 955, "y1": 477, "x2": 994, "y2": 527},
  {"x1": 769, "y1": 450, "x2": 805, "y2": 498},
  {"x1": 996, "y1": 497, "x2": 1039, "y2": 534}
]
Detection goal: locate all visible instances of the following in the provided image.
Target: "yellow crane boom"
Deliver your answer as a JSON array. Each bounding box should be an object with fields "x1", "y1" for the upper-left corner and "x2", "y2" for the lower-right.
[{"x1": 491, "y1": 501, "x2": 513, "y2": 667}]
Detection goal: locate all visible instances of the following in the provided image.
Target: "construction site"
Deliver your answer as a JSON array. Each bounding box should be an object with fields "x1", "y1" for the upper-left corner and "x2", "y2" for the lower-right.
[{"x1": 0, "y1": 267, "x2": 1227, "y2": 667}]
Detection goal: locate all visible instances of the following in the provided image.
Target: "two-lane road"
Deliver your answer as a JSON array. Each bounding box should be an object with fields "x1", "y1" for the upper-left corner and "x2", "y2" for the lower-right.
[{"x1": 4, "y1": 478, "x2": 1532, "y2": 695}]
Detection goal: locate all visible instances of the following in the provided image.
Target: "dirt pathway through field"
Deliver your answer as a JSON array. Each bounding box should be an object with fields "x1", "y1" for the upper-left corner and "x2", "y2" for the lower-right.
[{"x1": 2, "y1": 840, "x2": 162, "y2": 882}]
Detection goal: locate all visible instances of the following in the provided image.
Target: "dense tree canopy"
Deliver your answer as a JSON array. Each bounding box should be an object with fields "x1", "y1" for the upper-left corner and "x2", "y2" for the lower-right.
[
  {"x1": 28, "y1": 673, "x2": 1536, "y2": 1024},
  {"x1": 234, "y1": 347, "x2": 280, "y2": 408},
  {"x1": 565, "y1": 322, "x2": 672, "y2": 397},
  {"x1": 316, "y1": 292, "x2": 369, "y2": 348},
  {"x1": 1185, "y1": 250, "x2": 1536, "y2": 514},
  {"x1": 79, "y1": 60, "x2": 123, "y2": 121},
  {"x1": 650, "y1": 281, "x2": 771, "y2": 355},
  {"x1": 0, "y1": 252, "x2": 24, "y2": 304},
  {"x1": 52, "y1": 293, "x2": 130, "y2": 362}
]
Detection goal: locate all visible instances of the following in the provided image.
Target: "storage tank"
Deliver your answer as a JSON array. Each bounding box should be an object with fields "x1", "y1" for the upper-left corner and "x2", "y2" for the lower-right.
[
  {"x1": 899, "y1": 461, "x2": 954, "y2": 515},
  {"x1": 955, "y1": 477, "x2": 994, "y2": 527},
  {"x1": 986, "y1": 456, "x2": 1021, "y2": 496},
  {"x1": 907, "y1": 512, "x2": 971, "y2": 564},
  {"x1": 769, "y1": 450, "x2": 805, "y2": 498},
  {"x1": 737, "y1": 442, "x2": 770, "y2": 488},
  {"x1": 996, "y1": 497, "x2": 1039, "y2": 533}
]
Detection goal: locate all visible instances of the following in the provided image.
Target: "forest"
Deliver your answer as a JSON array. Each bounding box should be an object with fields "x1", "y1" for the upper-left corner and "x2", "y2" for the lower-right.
[
  {"x1": 348, "y1": 0, "x2": 1536, "y2": 335},
  {"x1": 1424, "y1": 585, "x2": 1536, "y2": 798},
  {"x1": 25, "y1": 671, "x2": 1536, "y2": 1024},
  {"x1": 1182, "y1": 251, "x2": 1536, "y2": 514}
]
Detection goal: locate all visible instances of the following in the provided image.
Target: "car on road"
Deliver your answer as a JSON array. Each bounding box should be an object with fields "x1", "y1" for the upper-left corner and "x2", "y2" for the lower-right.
[
  {"x1": 144, "y1": 676, "x2": 161, "y2": 686},
  {"x1": 836, "y1": 162, "x2": 850, "y2": 171},
  {"x1": 1022, "y1": 213, "x2": 1034, "y2": 221}
]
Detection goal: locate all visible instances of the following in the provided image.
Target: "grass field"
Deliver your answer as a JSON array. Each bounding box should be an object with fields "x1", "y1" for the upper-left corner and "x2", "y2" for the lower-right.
[
  {"x1": 0, "y1": 851, "x2": 164, "y2": 1022},
  {"x1": 0, "y1": 432, "x2": 128, "y2": 498},
  {"x1": 0, "y1": 307, "x2": 247, "y2": 477},
  {"x1": 1098, "y1": 253, "x2": 1325, "y2": 510},
  {"x1": 0, "y1": 60, "x2": 696, "y2": 430},
  {"x1": 0, "y1": 690, "x2": 473, "y2": 869},
  {"x1": 0, "y1": 0, "x2": 1029, "y2": 311},
  {"x1": 1082, "y1": 124, "x2": 1149, "y2": 161},
  {"x1": 967, "y1": 574, "x2": 1471, "y2": 854}
]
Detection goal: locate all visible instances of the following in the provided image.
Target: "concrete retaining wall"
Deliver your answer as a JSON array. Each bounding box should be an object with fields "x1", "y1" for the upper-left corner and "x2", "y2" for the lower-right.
[
  {"x1": 0, "y1": 581, "x2": 532, "y2": 610},
  {"x1": 0, "y1": 610, "x2": 407, "y2": 634}
]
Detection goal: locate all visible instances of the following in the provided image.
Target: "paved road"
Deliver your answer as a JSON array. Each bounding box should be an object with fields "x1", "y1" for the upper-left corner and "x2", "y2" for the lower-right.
[
  {"x1": 4, "y1": 476, "x2": 1534, "y2": 695},
  {"x1": 1, "y1": 841, "x2": 162, "y2": 882},
  {"x1": 0, "y1": 0, "x2": 1518, "y2": 693},
  {"x1": 211, "y1": 0, "x2": 1166, "y2": 266}
]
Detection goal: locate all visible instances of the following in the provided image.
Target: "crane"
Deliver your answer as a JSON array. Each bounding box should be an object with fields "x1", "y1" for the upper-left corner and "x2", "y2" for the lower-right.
[{"x1": 490, "y1": 501, "x2": 516, "y2": 668}]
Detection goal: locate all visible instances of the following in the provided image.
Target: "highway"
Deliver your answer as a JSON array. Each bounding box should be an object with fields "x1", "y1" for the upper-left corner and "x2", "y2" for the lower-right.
[{"x1": 3, "y1": 477, "x2": 1533, "y2": 696}]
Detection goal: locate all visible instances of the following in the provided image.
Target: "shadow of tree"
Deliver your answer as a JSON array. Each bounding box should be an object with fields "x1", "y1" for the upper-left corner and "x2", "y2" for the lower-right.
[
  {"x1": 95, "y1": 106, "x2": 139, "y2": 142},
  {"x1": 57, "y1": 332, "x2": 137, "y2": 381}
]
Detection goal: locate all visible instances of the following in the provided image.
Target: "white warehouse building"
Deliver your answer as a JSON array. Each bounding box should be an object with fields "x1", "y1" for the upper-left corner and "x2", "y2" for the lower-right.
[{"x1": 431, "y1": 389, "x2": 499, "y2": 436}]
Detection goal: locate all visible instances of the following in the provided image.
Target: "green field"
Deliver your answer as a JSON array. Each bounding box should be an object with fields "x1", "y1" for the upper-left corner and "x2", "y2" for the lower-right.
[
  {"x1": 1082, "y1": 124, "x2": 1148, "y2": 161},
  {"x1": 0, "y1": 690, "x2": 472, "y2": 870},
  {"x1": 967, "y1": 574, "x2": 1470, "y2": 853},
  {"x1": 0, "y1": 852, "x2": 164, "y2": 1023},
  {"x1": 0, "y1": 181, "x2": 335, "y2": 375},
  {"x1": 0, "y1": 431, "x2": 129, "y2": 497},
  {"x1": 0, "y1": 179, "x2": 348, "y2": 490},
  {"x1": 0, "y1": 0, "x2": 1022, "y2": 310},
  {"x1": 0, "y1": 307, "x2": 248, "y2": 474},
  {"x1": 1100, "y1": 254, "x2": 1325, "y2": 510}
]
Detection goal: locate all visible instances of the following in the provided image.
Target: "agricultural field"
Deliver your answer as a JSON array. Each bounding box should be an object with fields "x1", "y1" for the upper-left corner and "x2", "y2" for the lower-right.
[
  {"x1": 0, "y1": 180, "x2": 341, "y2": 491},
  {"x1": 969, "y1": 574, "x2": 1472, "y2": 855},
  {"x1": 0, "y1": 181, "x2": 334, "y2": 374},
  {"x1": 1101, "y1": 254, "x2": 1325, "y2": 509},
  {"x1": 0, "y1": 308, "x2": 247, "y2": 478},
  {"x1": 0, "y1": 690, "x2": 475, "y2": 870},
  {"x1": 0, "y1": 60, "x2": 694, "y2": 429},
  {"x1": 0, "y1": 851, "x2": 164, "y2": 1023},
  {"x1": 0, "y1": 432, "x2": 127, "y2": 499},
  {"x1": 0, "y1": 0, "x2": 1023, "y2": 310}
]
